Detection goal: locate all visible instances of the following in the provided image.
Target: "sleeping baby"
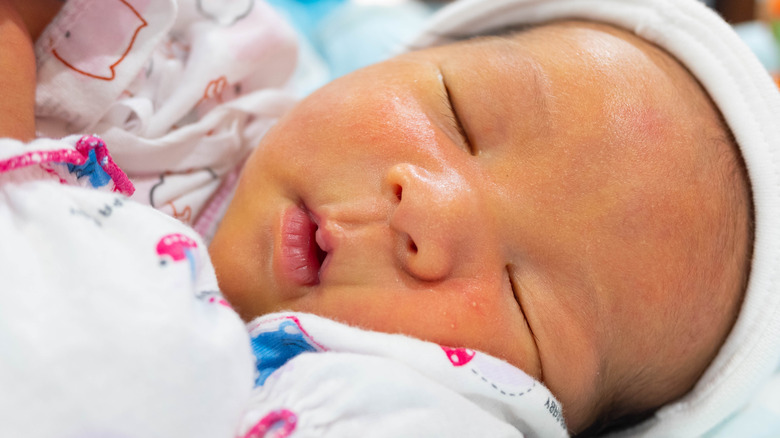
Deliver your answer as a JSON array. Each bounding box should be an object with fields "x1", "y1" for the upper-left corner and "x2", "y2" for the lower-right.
[
  {"x1": 2, "y1": 0, "x2": 780, "y2": 437},
  {"x1": 211, "y1": 15, "x2": 753, "y2": 437}
]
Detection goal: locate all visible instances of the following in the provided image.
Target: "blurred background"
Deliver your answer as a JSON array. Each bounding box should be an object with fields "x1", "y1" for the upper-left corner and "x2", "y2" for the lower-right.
[{"x1": 265, "y1": 0, "x2": 780, "y2": 94}]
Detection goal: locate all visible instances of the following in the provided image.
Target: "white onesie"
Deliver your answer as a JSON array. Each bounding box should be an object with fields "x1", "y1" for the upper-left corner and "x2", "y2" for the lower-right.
[{"x1": 0, "y1": 136, "x2": 254, "y2": 438}]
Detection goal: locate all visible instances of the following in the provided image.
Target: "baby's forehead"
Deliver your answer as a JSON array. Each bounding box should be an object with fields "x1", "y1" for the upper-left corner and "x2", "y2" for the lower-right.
[
  {"x1": 414, "y1": 19, "x2": 742, "y2": 248},
  {"x1": 440, "y1": 21, "x2": 703, "y2": 93},
  {"x1": 442, "y1": 21, "x2": 716, "y2": 142}
]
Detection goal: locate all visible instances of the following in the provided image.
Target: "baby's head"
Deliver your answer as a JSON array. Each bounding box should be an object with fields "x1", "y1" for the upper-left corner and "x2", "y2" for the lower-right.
[{"x1": 209, "y1": 19, "x2": 752, "y2": 435}]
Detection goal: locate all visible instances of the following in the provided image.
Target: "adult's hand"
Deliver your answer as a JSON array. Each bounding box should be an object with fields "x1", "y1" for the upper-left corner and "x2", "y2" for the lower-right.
[{"x1": 0, "y1": 0, "x2": 36, "y2": 141}]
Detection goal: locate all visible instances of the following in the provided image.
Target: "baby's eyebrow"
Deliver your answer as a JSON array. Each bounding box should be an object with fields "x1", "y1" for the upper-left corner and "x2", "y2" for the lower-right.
[
  {"x1": 497, "y1": 36, "x2": 553, "y2": 129},
  {"x1": 526, "y1": 57, "x2": 552, "y2": 125}
]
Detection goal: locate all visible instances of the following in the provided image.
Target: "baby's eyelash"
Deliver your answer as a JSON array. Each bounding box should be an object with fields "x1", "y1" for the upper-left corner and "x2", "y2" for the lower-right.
[
  {"x1": 507, "y1": 265, "x2": 522, "y2": 310},
  {"x1": 507, "y1": 265, "x2": 543, "y2": 382},
  {"x1": 507, "y1": 265, "x2": 533, "y2": 329},
  {"x1": 439, "y1": 74, "x2": 475, "y2": 155}
]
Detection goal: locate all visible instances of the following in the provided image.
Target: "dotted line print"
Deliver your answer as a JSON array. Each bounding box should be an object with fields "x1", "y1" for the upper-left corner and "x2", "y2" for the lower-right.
[{"x1": 470, "y1": 368, "x2": 535, "y2": 397}]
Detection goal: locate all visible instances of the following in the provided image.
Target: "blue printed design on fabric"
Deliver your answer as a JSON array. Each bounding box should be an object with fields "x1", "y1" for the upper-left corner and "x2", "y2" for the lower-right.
[
  {"x1": 251, "y1": 319, "x2": 318, "y2": 386},
  {"x1": 67, "y1": 148, "x2": 111, "y2": 188}
]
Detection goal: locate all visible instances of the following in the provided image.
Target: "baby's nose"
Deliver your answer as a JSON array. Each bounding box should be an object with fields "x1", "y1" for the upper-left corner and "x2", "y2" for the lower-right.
[{"x1": 385, "y1": 163, "x2": 475, "y2": 282}]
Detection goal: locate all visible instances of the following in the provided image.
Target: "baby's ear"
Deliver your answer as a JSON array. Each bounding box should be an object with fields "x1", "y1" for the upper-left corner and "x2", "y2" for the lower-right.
[{"x1": 0, "y1": 1, "x2": 36, "y2": 141}]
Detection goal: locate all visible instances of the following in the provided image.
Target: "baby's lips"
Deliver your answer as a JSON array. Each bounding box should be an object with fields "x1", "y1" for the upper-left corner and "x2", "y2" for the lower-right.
[{"x1": 278, "y1": 205, "x2": 321, "y2": 287}]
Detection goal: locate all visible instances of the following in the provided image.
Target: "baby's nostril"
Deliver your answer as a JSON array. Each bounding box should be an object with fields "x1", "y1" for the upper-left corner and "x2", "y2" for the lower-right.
[
  {"x1": 408, "y1": 240, "x2": 418, "y2": 254},
  {"x1": 395, "y1": 185, "x2": 403, "y2": 202}
]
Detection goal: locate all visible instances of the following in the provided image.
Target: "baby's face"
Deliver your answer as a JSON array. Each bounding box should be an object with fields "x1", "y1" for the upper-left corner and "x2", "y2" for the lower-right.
[{"x1": 210, "y1": 22, "x2": 745, "y2": 432}]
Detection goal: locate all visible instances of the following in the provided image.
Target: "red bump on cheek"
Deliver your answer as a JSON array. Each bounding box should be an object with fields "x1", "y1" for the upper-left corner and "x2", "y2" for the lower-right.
[
  {"x1": 607, "y1": 100, "x2": 679, "y2": 176},
  {"x1": 610, "y1": 101, "x2": 665, "y2": 144},
  {"x1": 635, "y1": 107, "x2": 668, "y2": 145}
]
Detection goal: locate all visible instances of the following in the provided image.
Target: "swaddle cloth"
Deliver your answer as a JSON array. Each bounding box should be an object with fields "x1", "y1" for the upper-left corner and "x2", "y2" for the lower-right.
[
  {"x1": 0, "y1": 136, "x2": 254, "y2": 438},
  {"x1": 33, "y1": 0, "x2": 299, "y2": 241},
  {"x1": 412, "y1": 0, "x2": 780, "y2": 436},
  {"x1": 238, "y1": 312, "x2": 568, "y2": 438}
]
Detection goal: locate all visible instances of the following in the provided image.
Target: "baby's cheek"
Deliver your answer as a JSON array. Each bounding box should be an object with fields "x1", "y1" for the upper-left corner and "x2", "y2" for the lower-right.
[
  {"x1": 209, "y1": 209, "x2": 272, "y2": 320},
  {"x1": 208, "y1": 239, "x2": 252, "y2": 319}
]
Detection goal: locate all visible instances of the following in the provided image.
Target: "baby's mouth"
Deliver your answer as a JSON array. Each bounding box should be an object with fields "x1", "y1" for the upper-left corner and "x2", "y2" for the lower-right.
[{"x1": 279, "y1": 205, "x2": 328, "y2": 286}]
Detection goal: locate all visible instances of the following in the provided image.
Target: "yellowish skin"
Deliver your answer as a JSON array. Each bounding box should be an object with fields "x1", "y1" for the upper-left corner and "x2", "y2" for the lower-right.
[
  {"x1": 211, "y1": 22, "x2": 751, "y2": 433},
  {"x1": 0, "y1": 2, "x2": 751, "y2": 433}
]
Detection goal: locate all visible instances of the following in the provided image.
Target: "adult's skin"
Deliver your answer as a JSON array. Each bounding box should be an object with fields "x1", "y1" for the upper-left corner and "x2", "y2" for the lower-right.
[{"x1": 0, "y1": 0, "x2": 63, "y2": 141}]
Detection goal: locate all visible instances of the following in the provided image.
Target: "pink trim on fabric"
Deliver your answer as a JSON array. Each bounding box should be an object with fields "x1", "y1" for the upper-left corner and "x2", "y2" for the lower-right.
[
  {"x1": 0, "y1": 135, "x2": 135, "y2": 196},
  {"x1": 440, "y1": 346, "x2": 476, "y2": 367},
  {"x1": 242, "y1": 409, "x2": 298, "y2": 438},
  {"x1": 0, "y1": 149, "x2": 83, "y2": 173},
  {"x1": 248, "y1": 315, "x2": 328, "y2": 351},
  {"x1": 75, "y1": 136, "x2": 135, "y2": 195}
]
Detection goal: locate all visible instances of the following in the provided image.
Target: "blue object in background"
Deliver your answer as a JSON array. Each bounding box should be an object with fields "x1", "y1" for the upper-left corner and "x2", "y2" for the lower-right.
[
  {"x1": 313, "y1": 1, "x2": 435, "y2": 78},
  {"x1": 734, "y1": 21, "x2": 780, "y2": 73},
  {"x1": 268, "y1": 0, "x2": 440, "y2": 95},
  {"x1": 267, "y1": 0, "x2": 348, "y2": 42}
]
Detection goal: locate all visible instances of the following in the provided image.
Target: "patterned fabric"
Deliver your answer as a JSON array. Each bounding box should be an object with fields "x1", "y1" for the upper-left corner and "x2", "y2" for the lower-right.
[
  {"x1": 33, "y1": 0, "x2": 299, "y2": 241},
  {"x1": 239, "y1": 312, "x2": 568, "y2": 438},
  {"x1": 0, "y1": 136, "x2": 254, "y2": 438}
]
